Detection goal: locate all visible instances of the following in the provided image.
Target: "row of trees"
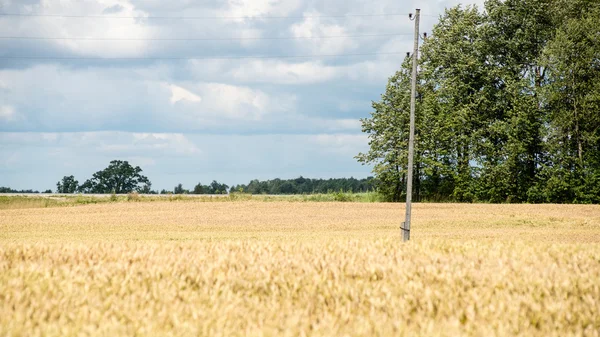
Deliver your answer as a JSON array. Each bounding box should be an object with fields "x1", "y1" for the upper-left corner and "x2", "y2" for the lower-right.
[
  {"x1": 0, "y1": 187, "x2": 53, "y2": 194},
  {"x1": 229, "y1": 177, "x2": 376, "y2": 195},
  {"x1": 165, "y1": 177, "x2": 375, "y2": 195},
  {"x1": 359, "y1": 0, "x2": 600, "y2": 203},
  {"x1": 168, "y1": 181, "x2": 230, "y2": 195},
  {"x1": 50, "y1": 160, "x2": 374, "y2": 195}
]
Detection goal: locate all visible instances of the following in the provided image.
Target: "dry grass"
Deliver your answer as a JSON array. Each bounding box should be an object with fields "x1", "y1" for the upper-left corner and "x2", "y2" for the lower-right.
[
  {"x1": 0, "y1": 192, "x2": 383, "y2": 211},
  {"x1": 1, "y1": 202, "x2": 599, "y2": 336}
]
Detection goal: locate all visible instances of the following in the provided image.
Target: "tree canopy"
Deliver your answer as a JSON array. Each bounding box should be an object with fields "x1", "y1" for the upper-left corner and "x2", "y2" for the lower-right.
[
  {"x1": 78, "y1": 160, "x2": 151, "y2": 194},
  {"x1": 359, "y1": 0, "x2": 600, "y2": 203},
  {"x1": 56, "y1": 175, "x2": 79, "y2": 194},
  {"x1": 230, "y1": 177, "x2": 375, "y2": 195}
]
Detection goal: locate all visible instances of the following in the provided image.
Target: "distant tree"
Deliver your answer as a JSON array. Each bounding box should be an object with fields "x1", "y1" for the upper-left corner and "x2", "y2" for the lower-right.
[
  {"x1": 174, "y1": 183, "x2": 185, "y2": 195},
  {"x1": 138, "y1": 183, "x2": 153, "y2": 194},
  {"x1": 279, "y1": 181, "x2": 295, "y2": 194},
  {"x1": 56, "y1": 175, "x2": 79, "y2": 193},
  {"x1": 193, "y1": 183, "x2": 205, "y2": 194},
  {"x1": 79, "y1": 160, "x2": 151, "y2": 194},
  {"x1": 225, "y1": 177, "x2": 374, "y2": 195},
  {"x1": 43, "y1": 189, "x2": 53, "y2": 194},
  {"x1": 209, "y1": 180, "x2": 229, "y2": 194},
  {"x1": 0, "y1": 187, "x2": 39, "y2": 193}
]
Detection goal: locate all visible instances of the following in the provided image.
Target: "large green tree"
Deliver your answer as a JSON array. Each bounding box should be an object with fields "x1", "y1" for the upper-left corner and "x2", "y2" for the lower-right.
[
  {"x1": 537, "y1": 6, "x2": 600, "y2": 203},
  {"x1": 79, "y1": 160, "x2": 151, "y2": 194},
  {"x1": 472, "y1": 0, "x2": 555, "y2": 202},
  {"x1": 420, "y1": 5, "x2": 489, "y2": 202},
  {"x1": 356, "y1": 57, "x2": 413, "y2": 202}
]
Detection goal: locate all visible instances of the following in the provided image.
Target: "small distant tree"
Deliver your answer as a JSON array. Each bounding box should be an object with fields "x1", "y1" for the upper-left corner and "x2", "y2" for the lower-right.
[
  {"x1": 43, "y1": 189, "x2": 53, "y2": 194},
  {"x1": 138, "y1": 183, "x2": 152, "y2": 194},
  {"x1": 174, "y1": 183, "x2": 185, "y2": 194},
  {"x1": 56, "y1": 175, "x2": 79, "y2": 193}
]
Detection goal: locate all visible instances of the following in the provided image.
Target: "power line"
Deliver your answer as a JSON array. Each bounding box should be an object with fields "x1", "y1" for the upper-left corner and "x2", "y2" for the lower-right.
[
  {"x1": 0, "y1": 12, "x2": 440, "y2": 20},
  {"x1": 0, "y1": 12, "x2": 415, "y2": 20},
  {"x1": 0, "y1": 33, "x2": 411, "y2": 42},
  {"x1": 0, "y1": 52, "x2": 405, "y2": 61}
]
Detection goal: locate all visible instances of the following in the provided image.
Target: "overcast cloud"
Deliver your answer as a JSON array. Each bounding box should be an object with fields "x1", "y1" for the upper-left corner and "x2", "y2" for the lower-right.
[{"x1": 0, "y1": 0, "x2": 484, "y2": 191}]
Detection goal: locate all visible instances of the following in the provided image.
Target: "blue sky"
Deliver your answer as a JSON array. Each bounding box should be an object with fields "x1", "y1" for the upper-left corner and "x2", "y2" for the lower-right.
[{"x1": 0, "y1": 0, "x2": 484, "y2": 191}]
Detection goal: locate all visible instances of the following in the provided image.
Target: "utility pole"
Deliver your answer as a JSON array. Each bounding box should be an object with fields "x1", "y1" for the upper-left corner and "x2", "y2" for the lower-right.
[{"x1": 403, "y1": 9, "x2": 420, "y2": 242}]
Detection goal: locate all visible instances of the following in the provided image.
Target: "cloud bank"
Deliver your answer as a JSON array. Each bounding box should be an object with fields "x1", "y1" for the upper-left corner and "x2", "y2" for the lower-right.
[{"x1": 0, "y1": 0, "x2": 484, "y2": 190}]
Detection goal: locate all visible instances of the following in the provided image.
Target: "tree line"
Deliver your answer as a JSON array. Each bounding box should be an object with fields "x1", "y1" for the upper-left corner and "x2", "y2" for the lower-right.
[
  {"x1": 167, "y1": 181, "x2": 230, "y2": 195},
  {"x1": 229, "y1": 177, "x2": 375, "y2": 195},
  {"x1": 1, "y1": 160, "x2": 375, "y2": 195},
  {"x1": 0, "y1": 187, "x2": 53, "y2": 194},
  {"x1": 358, "y1": 0, "x2": 600, "y2": 203}
]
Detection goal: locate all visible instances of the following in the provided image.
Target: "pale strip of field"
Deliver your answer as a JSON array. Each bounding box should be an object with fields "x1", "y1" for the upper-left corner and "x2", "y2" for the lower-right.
[{"x1": 1, "y1": 202, "x2": 599, "y2": 336}]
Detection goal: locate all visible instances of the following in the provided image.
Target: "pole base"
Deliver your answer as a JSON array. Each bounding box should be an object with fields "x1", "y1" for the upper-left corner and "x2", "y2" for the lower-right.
[{"x1": 401, "y1": 222, "x2": 411, "y2": 241}]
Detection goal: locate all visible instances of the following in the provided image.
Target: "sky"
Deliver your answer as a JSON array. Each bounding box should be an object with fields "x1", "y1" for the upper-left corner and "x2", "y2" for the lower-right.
[{"x1": 0, "y1": 0, "x2": 485, "y2": 192}]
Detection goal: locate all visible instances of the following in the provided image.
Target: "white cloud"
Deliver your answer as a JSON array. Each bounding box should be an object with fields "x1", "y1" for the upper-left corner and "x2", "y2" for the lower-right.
[
  {"x1": 339, "y1": 56, "x2": 400, "y2": 83},
  {"x1": 77, "y1": 132, "x2": 203, "y2": 156},
  {"x1": 0, "y1": 66, "x2": 300, "y2": 131},
  {"x1": 192, "y1": 82, "x2": 294, "y2": 120},
  {"x1": 228, "y1": 60, "x2": 338, "y2": 84},
  {"x1": 290, "y1": 12, "x2": 357, "y2": 54},
  {"x1": 0, "y1": 131, "x2": 201, "y2": 157},
  {"x1": 330, "y1": 119, "x2": 362, "y2": 130},
  {"x1": 41, "y1": 133, "x2": 59, "y2": 142},
  {"x1": 0, "y1": 0, "x2": 487, "y2": 191},
  {"x1": 169, "y1": 84, "x2": 202, "y2": 104},
  {"x1": 225, "y1": 0, "x2": 301, "y2": 18},
  {"x1": 128, "y1": 133, "x2": 202, "y2": 155},
  {"x1": 0, "y1": 0, "x2": 152, "y2": 58},
  {"x1": 0, "y1": 105, "x2": 16, "y2": 121},
  {"x1": 309, "y1": 133, "x2": 368, "y2": 155},
  {"x1": 298, "y1": 117, "x2": 362, "y2": 133}
]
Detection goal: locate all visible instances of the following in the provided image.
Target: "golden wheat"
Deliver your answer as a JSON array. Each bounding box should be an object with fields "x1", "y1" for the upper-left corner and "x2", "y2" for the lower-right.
[{"x1": 1, "y1": 202, "x2": 599, "y2": 336}]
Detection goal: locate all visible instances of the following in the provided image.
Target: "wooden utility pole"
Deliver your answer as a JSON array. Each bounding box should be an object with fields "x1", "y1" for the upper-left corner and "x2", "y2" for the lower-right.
[{"x1": 403, "y1": 9, "x2": 420, "y2": 242}]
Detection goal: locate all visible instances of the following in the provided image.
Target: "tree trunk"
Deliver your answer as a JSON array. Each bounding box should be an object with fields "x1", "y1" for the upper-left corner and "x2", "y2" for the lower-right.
[{"x1": 573, "y1": 74, "x2": 583, "y2": 166}]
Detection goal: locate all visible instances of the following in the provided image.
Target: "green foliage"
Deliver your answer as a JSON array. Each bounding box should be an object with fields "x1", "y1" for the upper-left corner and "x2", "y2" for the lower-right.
[
  {"x1": 356, "y1": 60, "x2": 412, "y2": 202},
  {"x1": 189, "y1": 181, "x2": 229, "y2": 195},
  {"x1": 78, "y1": 160, "x2": 151, "y2": 194},
  {"x1": 231, "y1": 177, "x2": 376, "y2": 196},
  {"x1": 174, "y1": 183, "x2": 187, "y2": 195},
  {"x1": 360, "y1": 0, "x2": 600, "y2": 203},
  {"x1": 0, "y1": 187, "x2": 41, "y2": 193},
  {"x1": 56, "y1": 175, "x2": 79, "y2": 194}
]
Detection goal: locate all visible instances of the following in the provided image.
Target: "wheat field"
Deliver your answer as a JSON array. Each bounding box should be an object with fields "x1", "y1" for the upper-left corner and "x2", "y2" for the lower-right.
[{"x1": 1, "y1": 201, "x2": 599, "y2": 336}]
